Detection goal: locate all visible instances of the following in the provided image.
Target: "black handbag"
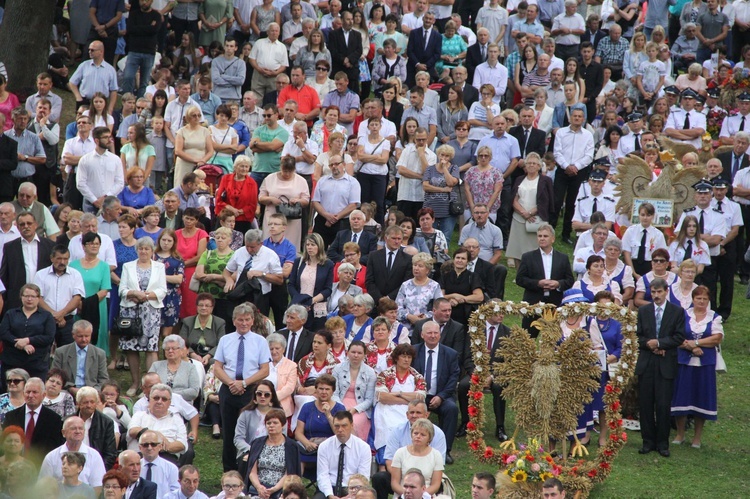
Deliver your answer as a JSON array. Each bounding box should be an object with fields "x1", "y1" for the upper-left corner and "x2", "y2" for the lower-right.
[
  {"x1": 449, "y1": 200, "x2": 463, "y2": 216},
  {"x1": 113, "y1": 305, "x2": 143, "y2": 338},
  {"x1": 277, "y1": 195, "x2": 302, "y2": 220}
]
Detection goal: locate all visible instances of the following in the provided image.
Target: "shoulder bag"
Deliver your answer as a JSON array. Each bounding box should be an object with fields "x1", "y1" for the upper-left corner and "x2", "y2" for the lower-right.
[{"x1": 277, "y1": 195, "x2": 303, "y2": 220}]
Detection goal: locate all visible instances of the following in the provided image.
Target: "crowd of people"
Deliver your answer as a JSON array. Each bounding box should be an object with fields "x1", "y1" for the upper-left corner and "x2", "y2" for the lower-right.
[{"x1": 0, "y1": 0, "x2": 740, "y2": 495}]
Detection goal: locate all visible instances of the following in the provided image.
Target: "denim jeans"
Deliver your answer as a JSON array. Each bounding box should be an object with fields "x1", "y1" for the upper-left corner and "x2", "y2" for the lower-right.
[
  {"x1": 122, "y1": 52, "x2": 155, "y2": 97},
  {"x1": 435, "y1": 216, "x2": 457, "y2": 244}
]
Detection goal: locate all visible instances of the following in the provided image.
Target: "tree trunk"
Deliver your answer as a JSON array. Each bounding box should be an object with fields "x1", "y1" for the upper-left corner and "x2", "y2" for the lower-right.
[{"x1": 0, "y1": 0, "x2": 57, "y2": 100}]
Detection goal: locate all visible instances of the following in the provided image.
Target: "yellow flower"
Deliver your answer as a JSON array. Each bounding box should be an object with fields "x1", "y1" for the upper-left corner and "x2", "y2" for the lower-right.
[
  {"x1": 539, "y1": 472, "x2": 553, "y2": 481},
  {"x1": 516, "y1": 459, "x2": 525, "y2": 468},
  {"x1": 511, "y1": 470, "x2": 528, "y2": 483}
]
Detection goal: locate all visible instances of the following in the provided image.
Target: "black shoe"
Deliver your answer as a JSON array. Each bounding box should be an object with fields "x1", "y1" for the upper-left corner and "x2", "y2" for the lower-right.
[
  {"x1": 456, "y1": 426, "x2": 467, "y2": 438},
  {"x1": 496, "y1": 427, "x2": 509, "y2": 442},
  {"x1": 638, "y1": 447, "x2": 654, "y2": 454},
  {"x1": 658, "y1": 449, "x2": 670, "y2": 457},
  {"x1": 445, "y1": 452, "x2": 454, "y2": 465}
]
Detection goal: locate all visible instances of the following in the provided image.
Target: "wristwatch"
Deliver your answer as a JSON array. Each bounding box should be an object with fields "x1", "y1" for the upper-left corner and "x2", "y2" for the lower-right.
[{"x1": 262, "y1": 271, "x2": 267, "y2": 278}]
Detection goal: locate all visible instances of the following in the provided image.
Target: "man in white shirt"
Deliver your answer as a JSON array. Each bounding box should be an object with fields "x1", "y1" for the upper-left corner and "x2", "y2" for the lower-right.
[
  {"x1": 61, "y1": 115, "x2": 95, "y2": 209},
  {"x1": 550, "y1": 0, "x2": 585, "y2": 61},
  {"x1": 96, "y1": 196, "x2": 122, "y2": 241},
  {"x1": 315, "y1": 411, "x2": 372, "y2": 499},
  {"x1": 451, "y1": 13, "x2": 477, "y2": 45},
  {"x1": 664, "y1": 89, "x2": 707, "y2": 149},
  {"x1": 127, "y1": 384, "x2": 188, "y2": 458},
  {"x1": 572, "y1": 222, "x2": 609, "y2": 275},
  {"x1": 138, "y1": 430, "x2": 179, "y2": 498},
  {"x1": 34, "y1": 245, "x2": 85, "y2": 346},
  {"x1": 472, "y1": 43, "x2": 509, "y2": 104},
  {"x1": 76, "y1": 127, "x2": 124, "y2": 213},
  {"x1": 312, "y1": 155, "x2": 362, "y2": 246},
  {"x1": 281, "y1": 122, "x2": 318, "y2": 237},
  {"x1": 618, "y1": 112, "x2": 646, "y2": 156},
  {"x1": 397, "y1": 128, "x2": 436, "y2": 219},
  {"x1": 249, "y1": 23, "x2": 290, "y2": 96},
  {"x1": 25, "y1": 72, "x2": 63, "y2": 122},
  {"x1": 279, "y1": 100, "x2": 300, "y2": 135},
  {"x1": 402, "y1": 0, "x2": 428, "y2": 34},
  {"x1": 223, "y1": 230, "x2": 284, "y2": 314},
  {"x1": 239, "y1": 90, "x2": 264, "y2": 137},
  {"x1": 0, "y1": 202, "x2": 19, "y2": 264},
  {"x1": 162, "y1": 465, "x2": 210, "y2": 499},
  {"x1": 552, "y1": 104, "x2": 595, "y2": 243},
  {"x1": 132, "y1": 372, "x2": 200, "y2": 440},
  {"x1": 571, "y1": 169, "x2": 616, "y2": 233},
  {"x1": 39, "y1": 416, "x2": 107, "y2": 496},
  {"x1": 711, "y1": 177, "x2": 743, "y2": 320},
  {"x1": 356, "y1": 100, "x2": 397, "y2": 141},
  {"x1": 67, "y1": 213, "x2": 117, "y2": 267}
]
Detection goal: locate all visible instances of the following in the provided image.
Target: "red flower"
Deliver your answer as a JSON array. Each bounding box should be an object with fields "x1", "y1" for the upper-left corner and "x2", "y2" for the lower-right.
[
  {"x1": 588, "y1": 469, "x2": 598, "y2": 478},
  {"x1": 599, "y1": 462, "x2": 611, "y2": 470},
  {"x1": 621, "y1": 432, "x2": 628, "y2": 441},
  {"x1": 603, "y1": 449, "x2": 613, "y2": 457},
  {"x1": 525, "y1": 455, "x2": 535, "y2": 462},
  {"x1": 610, "y1": 401, "x2": 621, "y2": 411},
  {"x1": 473, "y1": 391, "x2": 484, "y2": 401},
  {"x1": 468, "y1": 406, "x2": 479, "y2": 417},
  {"x1": 605, "y1": 384, "x2": 614, "y2": 393},
  {"x1": 471, "y1": 374, "x2": 480, "y2": 384},
  {"x1": 469, "y1": 440, "x2": 480, "y2": 450},
  {"x1": 467, "y1": 422, "x2": 477, "y2": 431},
  {"x1": 608, "y1": 420, "x2": 618, "y2": 430},
  {"x1": 610, "y1": 433, "x2": 619, "y2": 442},
  {"x1": 546, "y1": 456, "x2": 554, "y2": 463},
  {"x1": 501, "y1": 453, "x2": 510, "y2": 464},
  {"x1": 571, "y1": 467, "x2": 578, "y2": 476},
  {"x1": 484, "y1": 446, "x2": 495, "y2": 459}
]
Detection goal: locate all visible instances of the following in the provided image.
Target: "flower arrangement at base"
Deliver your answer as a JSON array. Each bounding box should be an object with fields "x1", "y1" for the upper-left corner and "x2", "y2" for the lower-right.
[{"x1": 465, "y1": 300, "x2": 638, "y2": 499}]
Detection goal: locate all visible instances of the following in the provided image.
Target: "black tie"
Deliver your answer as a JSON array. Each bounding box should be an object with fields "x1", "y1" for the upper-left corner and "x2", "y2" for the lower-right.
[
  {"x1": 634, "y1": 133, "x2": 641, "y2": 151},
  {"x1": 481, "y1": 44, "x2": 487, "y2": 61},
  {"x1": 683, "y1": 239, "x2": 693, "y2": 261},
  {"x1": 425, "y1": 349, "x2": 434, "y2": 392},
  {"x1": 352, "y1": 232, "x2": 358, "y2": 243},
  {"x1": 684, "y1": 112, "x2": 690, "y2": 130},
  {"x1": 387, "y1": 251, "x2": 394, "y2": 271},
  {"x1": 523, "y1": 128, "x2": 529, "y2": 155},
  {"x1": 424, "y1": 29, "x2": 429, "y2": 49},
  {"x1": 287, "y1": 331, "x2": 297, "y2": 360},
  {"x1": 699, "y1": 210, "x2": 705, "y2": 233},
  {"x1": 638, "y1": 228, "x2": 647, "y2": 261},
  {"x1": 335, "y1": 443, "x2": 346, "y2": 495},
  {"x1": 741, "y1": 116, "x2": 746, "y2": 132},
  {"x1": 592, "y1": 197, "x2": 598, "y2": 215},
  {"x1": 146, "y1": 462, "x2": 153, "y2": 482}
]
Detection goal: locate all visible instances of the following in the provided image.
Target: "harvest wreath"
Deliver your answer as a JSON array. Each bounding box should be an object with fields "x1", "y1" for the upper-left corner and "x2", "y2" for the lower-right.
[{"x1": 464, "y1": 301, "x2": 638, "y2": 498}]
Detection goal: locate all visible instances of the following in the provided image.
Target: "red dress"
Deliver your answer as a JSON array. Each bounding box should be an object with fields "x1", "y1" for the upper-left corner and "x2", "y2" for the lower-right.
[{"x1": 176, "y1": 228, "x2": 208, "y2": 318}]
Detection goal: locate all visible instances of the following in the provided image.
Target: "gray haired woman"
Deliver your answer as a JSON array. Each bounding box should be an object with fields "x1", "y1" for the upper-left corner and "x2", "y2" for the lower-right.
[
  {"x1": 148, "y1": 334, "x2": 200, "y2": 402},
  {"x1": 603, "y1": 237, "x2": 635, "y2": 304},
  {"x1": 265, "y1": 333, "x2": 298, "y2": 417},
  {"x1": 0, "y1": 368, "x2": 29, "y2": 422},
  {"x1": 327, "y1": 262, "x2": 363, "y2": 315}
]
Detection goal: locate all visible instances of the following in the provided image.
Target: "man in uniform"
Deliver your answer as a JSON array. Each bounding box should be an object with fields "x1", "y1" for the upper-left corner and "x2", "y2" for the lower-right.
[
  {"x1": 711, "y1": 177, "x2": 743, "y2": 321},
  {"x1": 572, "y1": 169, "x2": 616, "y2": 234}
]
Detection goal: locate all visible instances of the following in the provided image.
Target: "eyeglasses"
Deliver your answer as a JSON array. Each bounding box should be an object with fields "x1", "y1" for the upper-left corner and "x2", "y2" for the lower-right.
[
  {"x1": 330, "y1": 161, "x2": 343, "y2": 166},
  {"x1": 84, "y1": 241, "x2": 101, "y2": 246},
  {"x1": 164, "y1": 346, "x2": 180, "y2": 351},
  {"x1": 6, "y1": 379, "x2": 24, "y2": 385},
  {"x1": 316, "y1": 67, "x2": 328, "y2": 71},
  {"x1": 223, "y1": 484, "x2": 242, "y2": 490},
  {"x1": 22, "y1": 294, "x2": 40, "y2": 299},
  {"x1": 652, "y1": 259, "x2": 667, "y2": 263},
  {"x1": 151, "y1": 395, "x2": 171, "y2": 402},
  {"x1": 477, "y1": 154, "x2": 491, "y2": 158},
  {"x1": 262, "y1": 113, "x2": 274, "y2": 117},
  {"x1": 139, "y1": 442, "x2": 161, "y2": 448},
  {"x1": 255, "y1": 391, "x2": 272, "y2": 398},
  {"x1": 103, "y1": 485, "x2": 122, "y2": 490}
]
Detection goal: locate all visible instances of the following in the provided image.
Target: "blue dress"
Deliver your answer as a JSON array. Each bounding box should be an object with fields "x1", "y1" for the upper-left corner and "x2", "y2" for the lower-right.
[
  {"x1": 592, "y1": 317, "x2": 623, "y2": 411},
  {"x1": 155, "y1": 254, "x2": 185, "y2": 327},
  {"x1": 109, "y1": 241, "x2": 138, "y2": 330},
  {"x1": 671, "y1": 310, "x2": 721, "y2": 421},
  {"x1": 561, "y1": 318, "x2": 597, "y2": 438},
  {"x1": 297, "y1": 400, "x2": 346, "y2": 463}
]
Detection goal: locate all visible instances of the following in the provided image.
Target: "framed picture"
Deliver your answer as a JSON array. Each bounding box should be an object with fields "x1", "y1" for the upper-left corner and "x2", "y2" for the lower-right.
[{"x1": 631, "y1": 198, "x2": 674, "y2": 227}]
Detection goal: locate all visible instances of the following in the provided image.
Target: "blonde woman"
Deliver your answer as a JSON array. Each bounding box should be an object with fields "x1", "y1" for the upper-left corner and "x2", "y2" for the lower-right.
[
  {"x1": 174, "y1": 105, "x2": 214, "y2": 186},
  {"x1": 288, "y1": 233, "x2": 335, "y2": 331}
]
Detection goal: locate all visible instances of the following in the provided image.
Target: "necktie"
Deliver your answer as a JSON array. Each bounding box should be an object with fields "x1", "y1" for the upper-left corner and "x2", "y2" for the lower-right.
[
  {"x1": 242, "y1": 254, "x2": 255, "y2": 274},
  {"x1": 734, "y1": 155, "x2": 741, "y2": 178},
  {"x1": 523, "y1": 128, "x2": 529, "y2": 155},
  {"x1": 335, "y1": 443, "x2": 346, "y2": 495},
  {"x1": 487, "y1": 326, "x2": 495, "y2": 350},
  {"x1": 683, "y1": 239, "x2": 693, "y2": 261},
  {"x1": 592, "y1": 197, "x2": 598, "y2": 215},
  {"x1": 287, "y1": 331, "x2": 297, "y2": 360},
  {"x1": 424, "y1": 29, "x2": 429, "y2": 49},
  {"x1": 637, "y1": 228, "x2": 647, "y2": 261},
  {"x1": 481, "y1": 44, "x2": 487, "y2": 61},
  {"x1": 425, "y1": 349, "x2": 434, "y2": 392},
  {"x1": 717, "y1": 200, "x2": 723, "y2": 212},
  {"x1": 741, "y1": 116, "x2": 746, "y2": 132},
  {"x1": 467, "y1": 260, "x2": 475, "y2": 272},
  {"x1": 236, "y1": 335, "x2": 245, "y2": 380},
  {"x1": 655, "y1": 307, "x2": 663, "y2": 336},
  {"x1": 634, "y1": 133, "x2": 641, "y2": 151},
  {"x1": 387, "y1": 251, "x2": 394, "y2": 271},
  {"x1": 25, "y1": 411, "x2": 35, "y2": 450},
  {"x1": 699, "y1": 210, "x2": 705, "y2": 233},
  {"x1": 683, "y1": 111, "x2": 690, "y2": 130},
  {"x1": 352, "y1": 232, "x2": 358, "y2": 243},
  {"x1": 146, "y1": 462, "x2": 154, "y2": 482}
]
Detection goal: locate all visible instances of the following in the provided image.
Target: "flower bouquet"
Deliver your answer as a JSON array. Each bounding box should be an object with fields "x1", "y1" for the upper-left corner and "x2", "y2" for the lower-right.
[{"x1": 496, "y1": 440, "x2": 563, "y2": 497}]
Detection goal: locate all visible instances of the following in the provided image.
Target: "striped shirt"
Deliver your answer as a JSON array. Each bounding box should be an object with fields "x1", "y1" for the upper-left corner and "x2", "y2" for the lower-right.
[{"x1": 522, "y1": 70, "x2": 551, "y2": 106}]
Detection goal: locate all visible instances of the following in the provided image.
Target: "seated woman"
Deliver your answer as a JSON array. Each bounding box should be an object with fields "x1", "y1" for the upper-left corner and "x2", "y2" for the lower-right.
[
  {"x1": 234, "y1": 380, "x2": 283, "y2": 477},
  {"x1": 373, "y1": 344, "x2": 426, "y2": 468},
  {"x1": 399, "y1": 217, "x2": 429, "y2": 255},
  {"x1": 669, "y1": 260, "x2": 699, "y2": 309},
  {"x1": 293, "y1": 374, "x2": 345, "y2": 466},
  {"x1": 117, "y1": 166, "x2": 156, "y2": 216},
  {"x1": 0, "y1": 426, "x2": 32, "y2": 474},
  {"x1": 296, "y1": 330, "x2": 339, "y2": 396},
  {"x1": 246, "y1": 408, "x2": 301, "y2": 499},
  {"x1": 332, "y1": 242, "x2": 367, "y2": 291},
  {"x1": 390, "y1": 418, "x2": 444, "y2": 497},
  {"x1": 203, "y1": 364, "x2": 223, "y2": 439},
  {"x1": 327, "y1": 263, "x2": 363, "y2": 317},
  {"x1": 571, "y1": 255, "x2": 623, "y2": 304},
  {"x1": 100, "y1": 382, "x2": 131, "y2": 441},
  {"x1": 134, "y1": 206, "x2": 163, "y2": 242},
  {"x1": 360, "y1": 297, "x2": 410, "y2": 345},
  {"x1": 415, "y1": 208, "x2": 449, "y2": 265},
  {"x1": 42, "y1": 369, "x2": 76, "y2": 419},
  {"x1": 671, "y1": 285, "x2": 724, "y2": 449},
  {"x1": 439, "y1": 248, "x2": 484, "y2": 325},
  {"x1": 343, "y1": 294, "x2": 375, "y2": 341},
  {"x1": 327, "y1": 316, "x2": 350, "y2": 363},
  {"x1": 331, "y1": 340, "x2": 376, "y2": 442},
  {"x1": 180, "y1": 293, "x2": 227, "y2": 368},
  {"x1": 59, "y1": 451, "x2": 97, "y2": 499},
  {"x1": 148, "y1": 335, "x2": 200, "y2": 403},
  {"x1": 396, "y1": 253, "x2": 443, "y2": 336},
  {"x1": 364, "y1": 317, "x2": 396, "y2": 375},
  {"x1": 265, "y1": 333, "x2": 298, "y2": 418},
  {"x1": 602, "y1": 237, "x2": 636, "y2": 305},
  {"x1": 633, "y1": 248, "x2": 677, "y2": 307},
  {"x1": 209, "y1": 209, "x2": 246, "y2": 251},
  {"x1": 0, "y1": 369, "x2": 28, "y2": 424}
]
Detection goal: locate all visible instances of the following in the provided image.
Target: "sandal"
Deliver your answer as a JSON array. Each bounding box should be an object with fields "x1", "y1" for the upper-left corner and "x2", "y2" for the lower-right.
[{"x1": 116, "y1": 358, "x2": 125, "y2": 370}]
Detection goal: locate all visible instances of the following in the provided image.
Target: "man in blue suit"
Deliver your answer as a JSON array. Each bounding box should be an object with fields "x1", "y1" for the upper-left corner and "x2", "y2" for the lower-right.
[
  {"x1": 406, "y1": 11, "x2": 442, "y2": 86},
  {"x1": 412, "y1": 321, "x2": 460, "y2": 464}
]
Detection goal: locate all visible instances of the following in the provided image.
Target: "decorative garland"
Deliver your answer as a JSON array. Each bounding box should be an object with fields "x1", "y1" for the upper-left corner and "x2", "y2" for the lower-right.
[{"x1": 465, "y1": 301, "x2": 639, "y2": 498}]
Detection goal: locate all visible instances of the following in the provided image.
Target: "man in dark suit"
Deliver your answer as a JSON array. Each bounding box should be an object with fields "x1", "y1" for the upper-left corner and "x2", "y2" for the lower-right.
[
  {"x1": 158, "y1": 191, "x2": 184, "y2": 230},
  {"x1": 463, "y1": 238, "x2": 503, "y2": 299},
  {"x1": 3, "y1": 377, "x2": 65, "y2": 465},
  {"x1": 720, "y1": 133, "x2": 750, "y2": 283},
  {"x1": 465, "y1": 27, "x2": 489, "y2": 83},
  {"x1": 76, "y1": 386, "x2": 117, "y2": 469},
  {"x1": 326, "y1": 209, "x2": 379, "y2": 265},
  {"x1": 412, "y1": 321, "x2": 460, "y2": 464},
  {"x1": 439, "y1": 66, "x2": 479, "y2": 109},
  {"x1": 510, "y1": 107, "x2": 547, "y2": 160},
  {"x1": 0, "y1": 212, "x2": 55, "y2": 311},
  {"x1": 365, "y1": 225, "x2": 413, "y2": 304},
  {"x1": 581, "y1": 14, "x2": 606, "y2": 51},
  {"x1": 328, "y1": 11, "x2": 363, "y2": 93},
  {"x1": 276, "y1": 304, "x2": 314, "y2": 362},
  {"x1": 51, "y1": 320, "x2": 108, "y2": 394},
  {"x1": 516, "y1": 223, "x2": 574, "y2": 334},
  {"x1": 635, "y1": 278, "x2": 685, "y2": 458},
  {"x1": 405, "y1": 11, "x2": 442, "y2": 86},
  {"x1": 119, "y1": 450, "x2": 158, "y2": 499}
]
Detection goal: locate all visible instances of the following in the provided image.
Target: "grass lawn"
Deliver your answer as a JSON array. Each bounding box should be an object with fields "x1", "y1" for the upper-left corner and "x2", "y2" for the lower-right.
[{"x1": 58, "y1": 90, "x2": 750, "y2": 497}]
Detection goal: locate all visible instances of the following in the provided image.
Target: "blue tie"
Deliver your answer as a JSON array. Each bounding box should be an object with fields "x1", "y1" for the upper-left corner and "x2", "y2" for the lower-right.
[
  {"x1": 236, "y1": 335, "x2": 245, "y2": 380},
  {"x1": 242, "y1": 254, "x2": 254, "y2": 274},
  {"x1": 425, "y1": 349, "x2": 434, "y2": 392},
  {"x1": 655, "y1": 307, "x2": 662, "y2": 337},
  {"x1": 145, "y1": 462, "x2": 153, "y2": 481}
]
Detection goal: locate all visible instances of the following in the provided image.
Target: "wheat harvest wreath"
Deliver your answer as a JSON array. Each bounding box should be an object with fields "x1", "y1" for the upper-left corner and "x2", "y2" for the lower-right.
[{"x1": 464, "y1": 301, "x2": 639, "y2": 499}]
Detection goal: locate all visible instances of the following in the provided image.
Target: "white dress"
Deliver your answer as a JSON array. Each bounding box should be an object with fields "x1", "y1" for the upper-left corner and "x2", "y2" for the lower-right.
[{"x1": 373, "y1": 375, "x2": 414, "y2": 450}]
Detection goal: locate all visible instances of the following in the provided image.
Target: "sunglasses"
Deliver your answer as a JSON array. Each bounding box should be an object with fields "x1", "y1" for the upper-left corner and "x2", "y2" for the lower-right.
[
  {"x1": 316, "y1": 67, "x2": 327, "y2": 71},
  {"x1": 6, "y1": 379, "x2": 24, "y2": 385},
  {"x1": 652, "y1": 259, "x2": 667, "y2": 263},
  {"x1": 140, "y1": 442, "x2": 160, "y2": 448},
  {"x1": 256, "y1": 391, "x2": 272, "y2": 398},
  {"x1": 262, "y1": 113, "x2": 274, "y2": 118},
  {"x1": 151, "y1": 395, "x2": 170, "y2": 402}
]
